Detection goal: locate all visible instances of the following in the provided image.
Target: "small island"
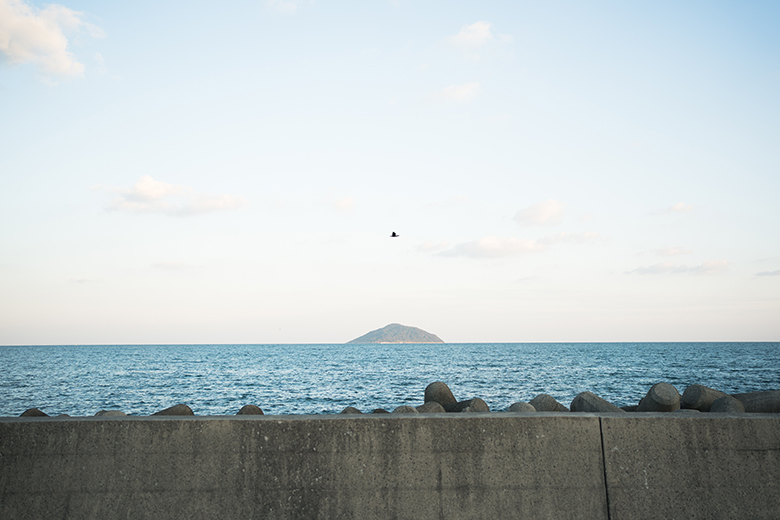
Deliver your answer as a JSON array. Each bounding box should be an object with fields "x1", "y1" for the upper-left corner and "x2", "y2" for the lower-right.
[{"x1": 347, "y1": 323, "x2": 444, "y2": 344}]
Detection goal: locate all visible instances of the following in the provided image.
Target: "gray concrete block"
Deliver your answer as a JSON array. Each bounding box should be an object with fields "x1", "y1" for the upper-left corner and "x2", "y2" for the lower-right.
[
  {"x1": 339, "y1": 406, "x2": 362, "y2": 414},
  {"x1": 416, "y1": 401, "x2": 445, "y2": 413},
  {"x1": 19, "y1": 408, "x2": 47, "y2": 417},
  {"x1": 601, "y1": 414, "x2": 780, "y2": 520},
  {"x1": 94, "y1": 410, "x2": 127, "y2": 417},
  {"x1": 424, "y1": 381, "x2": 457, "y2": 406},
  {"x1": 236, "y1": 404, "x2": 264, "y2": 415},
  {"x1": 392, "y1": 405, "x2": 418, "y2": 414},
  {"x1": 151, "y1": 403, "x2": 194, "y2": 416},
  {"x1": 508, "y1": 401, "x2": 536, "y2": 412},
  {"x1": 570, "y1": 391, "x2": 625, "y2": 413},
  {"x1": 530, "y1": 394, "x2": 569, "y2": 412},
  {"x1": 443, "y1": 398, "x2": 490, "y2": 413},
  {"x1": 636, "y1": 383, "x2": 680, "y2": 412},
  {"x1": 0, "y1": 414, "x2": 608, "y2": 520},
  {"x1": 732, "y1": 389, "x2": 780, "y2": 413},
  {"x1": 681, "y1": 384, "x2": 728, "y2": 411},
  {"x1": 709, "y1": 396, "x2": 745, "y2": 413}
]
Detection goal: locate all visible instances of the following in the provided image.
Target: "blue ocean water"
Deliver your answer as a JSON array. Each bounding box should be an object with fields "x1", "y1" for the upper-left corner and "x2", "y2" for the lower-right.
[{"x1": 1, "y1": 343, "x2": 778, "y2": 417}]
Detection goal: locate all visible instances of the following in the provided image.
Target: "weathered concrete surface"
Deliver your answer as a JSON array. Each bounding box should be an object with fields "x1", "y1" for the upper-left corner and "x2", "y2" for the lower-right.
[
  {"x1": 2, "y1": 414, "x2": 778, "y2": 520},
  {"x1": 0, "y1": 414, "x2": 606, "y2": 520},
  {"x1": 601, "y1": 414, "x2": 780, "y2": 520}
]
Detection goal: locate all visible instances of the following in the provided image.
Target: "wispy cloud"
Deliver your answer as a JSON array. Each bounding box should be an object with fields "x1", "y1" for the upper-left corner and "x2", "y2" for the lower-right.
[
  {"x1": 656, "y1": 246, "x2": 692, "y2": 256},
  {"x1": 638, "y1": 246, "x2": 693, "y2": 257},
  {"x1": 756, "y1": 269, "x2": 780, "y2": 277},
  {"x1": 0, "y1": 0, "x2": 104, "y2": 78},
  {"x1": 430, "y1": 82, "x2": 481, "y2": 103},
  {"x1": 515, "y1": 275, "x2": 542, "y2": 283},
  {"x1": 654, "y1": 202, "x2": 693, "y2": 215},
  {"x1": 627, "y1": 260, "x2": 729, "y2": 275},
  {"x1": 439, "y1": 231, "x2": 600, "y2": 259},
  {"x1": 446, "y1": 21, "x2": 512, "y2": 62},
  {"x1": 440, "y1": 230, "x2": 600, "y2": 259},
  {"x1": 416, "y1": 240, "x2": 450, "y2": 253},
  {"x1": 447, "y1": 21, "x2": 495, "y2": 49},
  {"x1": 266, "y1": 0, "x2": 299, "y2": 14},
  {"x1": 332, "y1": 196, "x2": 355, "y2": 215},
  {"x1": 538, "y1": 231, "x2": 601, "y2": 245},
  {"x1": 321, "y1": 191, "x2": 355, "y2": 215},
  {"x1": 514, "y1": 199, "x2": 565, "y2": 226},
  {"x1": 100, "y1": 175, "x2": 247, "y2": 217},
  {"x1": 441, "y1": 236, "x2": 546, "y2": 258},
  {"x1": 151, "y1": 262, "x2": 193, "y2": 271},
  {"x1": 68, "y1": 277, "x2": 101, "y2": 284}
]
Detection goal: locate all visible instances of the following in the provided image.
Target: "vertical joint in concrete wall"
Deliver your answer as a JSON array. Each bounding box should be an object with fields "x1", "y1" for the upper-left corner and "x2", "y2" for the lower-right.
[{"x1": 598, "y1": 417, "x2": 612, "y2": 520}]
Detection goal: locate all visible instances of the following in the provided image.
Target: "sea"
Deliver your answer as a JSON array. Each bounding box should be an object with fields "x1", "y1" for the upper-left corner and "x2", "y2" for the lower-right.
[{"x1": 1, "y1": 342, "x2": 778, "y2": 417}]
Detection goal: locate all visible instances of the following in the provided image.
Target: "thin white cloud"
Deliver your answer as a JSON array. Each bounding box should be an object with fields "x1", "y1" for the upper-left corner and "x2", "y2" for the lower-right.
[
  {"x1": 627, "y1": 260, "x2": 729, "y2": 275},
  {"x1": 440, "y1": 229, "x2": 599, "y2": 259},
  {"x1": 446, "y1": 21, "x2": 512, "y2": 62},
  {"x1": 756, "y1": 269, "x2": 780, "y2": 277},
  {"x1": 538, "y1": 231, "x2": 600, "y2": 245},
  {"x1": 514, "y1": 199, "x2": 565, "y2": 226},
  {"x1": 266, "y1": 0, "x2": 298, "y2": 14},
  {"x1": 332, "y1": 196, "x2": 355, "y2": 215},
  {"x1": 691, "y1": 260, "x2": 730, "y2": 275},
  {"x1": 657, "y1": 246, "x2": 692, "y2": 256},
  {"x1": 151, "y1": 262, "x2": 191, "y2": 271},
  {"x1": 448, "y1": 21, "x2": 494, "y2": 49},
  {"x1": 68, "y1": 278, "x2": 101, "y2": 284},
  {"x1": 102, "y1": 175, "x2": 247, "y2": 217},
  {"x1": 430, "y1": 82, "x2": 481, "y2": 103},
  {"x1": 670, "y1": 202, "x2": 693, "y2": 212},
  {"x1": 441, "y1": 236, "x2": 546, "y2": 258},
  {"x1": 93, "y1": 51, "x2": 106, "y2": 73},
  {"x1": 515, "y1": 276, "x2": 541, "y2": 283},
  {"x1": 0, "y1": 0, "x2": 103, "y2": 78},
  {"x1": 645, "y1": 246, "x2": 693, "y2": 257},
  {"x1": 416, "y1": 240, "x2": 450, "y2": 253},
  {"x1": 654, "y1": 202, "x2": 693, "y2": 215}
]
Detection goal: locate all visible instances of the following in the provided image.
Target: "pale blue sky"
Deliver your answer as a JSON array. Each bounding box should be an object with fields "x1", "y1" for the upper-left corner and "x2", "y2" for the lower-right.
[{"x1": 1, "y1": 0, "x2": 778, "y2": 344}]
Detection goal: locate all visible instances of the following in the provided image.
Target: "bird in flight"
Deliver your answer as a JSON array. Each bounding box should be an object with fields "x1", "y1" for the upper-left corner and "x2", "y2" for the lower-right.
[{"x1": 390, "y1": 232, "x2": 399, "y2": 238}]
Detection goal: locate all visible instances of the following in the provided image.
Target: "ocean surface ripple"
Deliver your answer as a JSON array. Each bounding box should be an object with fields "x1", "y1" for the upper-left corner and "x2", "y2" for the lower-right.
[{"x1": 1, "y1": 342, "x2": 778, "y2": 416}]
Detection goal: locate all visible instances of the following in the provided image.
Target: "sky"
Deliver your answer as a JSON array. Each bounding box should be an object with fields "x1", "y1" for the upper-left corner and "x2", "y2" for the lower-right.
[{"x1": 1, "y1": 0, "x2": 779, "y2": 344}]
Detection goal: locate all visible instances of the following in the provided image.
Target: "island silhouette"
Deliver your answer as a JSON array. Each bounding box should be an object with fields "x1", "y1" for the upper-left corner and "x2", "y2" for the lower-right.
[{"x1": 347, "y1": 323, "x2": 443, "y2": 344}]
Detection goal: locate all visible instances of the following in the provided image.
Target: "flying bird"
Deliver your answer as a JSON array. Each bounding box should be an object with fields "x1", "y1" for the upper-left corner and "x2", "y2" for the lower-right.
[{"x1": 391, "y1": 232, "x2": 399, "y2": 237}]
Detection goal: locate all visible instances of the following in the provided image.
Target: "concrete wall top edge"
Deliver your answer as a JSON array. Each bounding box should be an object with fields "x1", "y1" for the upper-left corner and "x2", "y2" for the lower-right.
[{"x1": 1, "y1": 411, "x2": 774, "y2": 423}]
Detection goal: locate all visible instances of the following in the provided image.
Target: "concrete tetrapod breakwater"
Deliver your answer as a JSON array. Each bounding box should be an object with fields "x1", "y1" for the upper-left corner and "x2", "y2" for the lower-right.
[{"x1": 1, "y1": 413, "x2": 779, "y2": 520}]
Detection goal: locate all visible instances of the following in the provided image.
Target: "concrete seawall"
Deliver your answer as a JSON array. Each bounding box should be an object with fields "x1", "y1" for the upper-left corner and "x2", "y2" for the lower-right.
[{"x1": 1, "y1": 413, "x2": 779, "y2": 519}]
